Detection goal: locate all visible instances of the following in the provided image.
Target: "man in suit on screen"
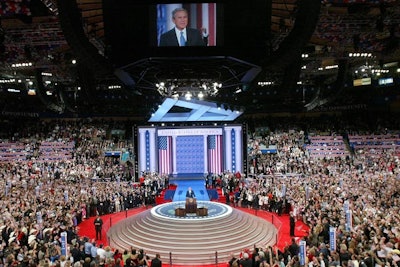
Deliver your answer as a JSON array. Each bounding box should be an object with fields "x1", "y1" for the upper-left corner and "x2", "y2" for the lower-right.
[{"x1": 159, "y1": 7, "x2": 206, "y2": 47}]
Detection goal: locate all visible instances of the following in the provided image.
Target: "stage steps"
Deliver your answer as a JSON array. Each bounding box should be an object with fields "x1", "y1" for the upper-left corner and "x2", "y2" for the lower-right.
[{"x1": 107, "y1": 208, "x2": 277, "y2": 265}]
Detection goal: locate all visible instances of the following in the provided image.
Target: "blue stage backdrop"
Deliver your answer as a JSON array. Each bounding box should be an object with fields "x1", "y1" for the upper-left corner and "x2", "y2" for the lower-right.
[
  {"x1": 137, "y1": 126, "x2": 243, "y2": 176},
  {"x1": 176, "y1": 135, "x2": 204, "y2": 174}
]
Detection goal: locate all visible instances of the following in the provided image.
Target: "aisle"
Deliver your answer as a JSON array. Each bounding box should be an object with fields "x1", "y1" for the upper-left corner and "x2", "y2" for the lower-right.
[
  {"x1": 170, "y1": 174, "x2": 209, "y2": 201},
  {"x1": 78, "y1": 207, "x2": 148, "y2": 246}
]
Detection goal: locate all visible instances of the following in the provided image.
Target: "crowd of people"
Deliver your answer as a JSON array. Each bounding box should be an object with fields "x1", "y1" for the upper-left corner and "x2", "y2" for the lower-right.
[
  {"x1": 0, "y1": 0, "x2": 31, "y2": 17},
  {"x1": 0, "y1": 119, "x2": 167, "y2": 267},
  {"x1": 315, "y1": 1, "x2": 400, "y2": 55},
  {"x1": 0, "y1": 115, "x2": 399, "y2": 267},
  {"x1": 224, "y1": 115, "x2": 400, "y2": 267}
]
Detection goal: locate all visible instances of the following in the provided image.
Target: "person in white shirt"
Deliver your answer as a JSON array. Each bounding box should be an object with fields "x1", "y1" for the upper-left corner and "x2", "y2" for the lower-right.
[{"x1": 96, "y1": 244, "x2": 106, "y2": 260}]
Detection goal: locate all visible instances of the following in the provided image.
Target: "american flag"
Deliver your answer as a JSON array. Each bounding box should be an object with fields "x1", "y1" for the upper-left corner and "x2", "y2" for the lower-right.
[
  {"x1": 158, "y1": 136, "x2": 172, "y2": 175},
  {"x1": 186, "y1": 3, "x2": 216, "y2": 46},
  {"x1": 208, "y1": 135, "x2": 223, "y2": 174}
]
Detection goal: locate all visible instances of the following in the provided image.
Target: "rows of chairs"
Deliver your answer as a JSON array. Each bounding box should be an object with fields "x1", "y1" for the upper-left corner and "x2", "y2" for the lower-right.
[
  {"x1": 37, "y1": 140, "x2": 75, "y2": 162},
  {"x1": 349, "y1": 134, "x2": 400, "y2": 155},
  {"x1": 305, "y1": 135, "x2": 350, "y2": 159},
  {"x1": 0, "y1": 140, "x2": 75, "y2": 162},
  {"x1": 304, "y1": 133, "x2": 400, "y2": 159},
  {"x1": 0, "y1": 142, "x2": 29, "y2": 162}
]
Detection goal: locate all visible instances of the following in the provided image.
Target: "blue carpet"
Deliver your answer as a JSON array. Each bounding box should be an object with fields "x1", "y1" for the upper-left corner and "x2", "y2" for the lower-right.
[
  {"x1": 170, "y1": 174, "x2": 209, "y2": 201},
  {"x1": 207, "y1": 189, "x2": 219, "y2": 200},
  {"x1": 164, "y1": 189, "x2": 176, "y2": 201}
]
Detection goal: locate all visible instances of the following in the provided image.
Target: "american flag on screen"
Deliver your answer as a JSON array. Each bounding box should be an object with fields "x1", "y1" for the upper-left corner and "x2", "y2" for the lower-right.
[
  {"x1": 187, "y1": 3, "x2": 216, "y2": 46},
  {"x1": 208, "y1": 135, "x2": 223, "y2": 174},
  {"x1": 158, "y1": 136, "x2": 172, "y2": 175}
]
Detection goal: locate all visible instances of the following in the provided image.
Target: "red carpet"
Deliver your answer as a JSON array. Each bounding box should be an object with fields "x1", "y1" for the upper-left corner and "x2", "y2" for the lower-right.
[{"x1": 78, "y1": 201, "x2": 308, "y2": 267}]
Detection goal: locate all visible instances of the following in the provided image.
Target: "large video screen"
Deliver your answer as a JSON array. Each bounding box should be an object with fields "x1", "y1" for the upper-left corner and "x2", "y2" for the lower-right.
[
  {"x1": 137, "y1": 125, "x2": 244, "y2": 176},
  {"x1": 155, "y1": 3, "x2": 218, "y2": 47},
  {"x1": 102, "y1": 0, "x2": 271, "y2": 66}
]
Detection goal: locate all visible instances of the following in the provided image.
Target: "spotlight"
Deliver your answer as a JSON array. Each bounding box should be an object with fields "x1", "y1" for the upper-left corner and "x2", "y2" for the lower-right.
[
  {"x1": 185, "y1": 92, "x2": 192, "y2": 100},
  {"x1": 155, "y1": 79, "x2": 221, "y2": 99}
]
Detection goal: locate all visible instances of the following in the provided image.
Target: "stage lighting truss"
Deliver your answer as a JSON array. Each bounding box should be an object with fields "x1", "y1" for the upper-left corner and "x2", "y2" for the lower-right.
[{"x1": 155, "y1": 79, "x2": 222, "y2": 100}]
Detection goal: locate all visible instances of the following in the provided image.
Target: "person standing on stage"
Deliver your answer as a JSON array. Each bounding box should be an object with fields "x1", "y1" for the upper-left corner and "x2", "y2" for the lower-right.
[
  {"x1": 186, "y1": 187, "x2": 196, "y2": 198},
  {"x1": 94, "y1": 215, "x2": 103, "y2": 240}
]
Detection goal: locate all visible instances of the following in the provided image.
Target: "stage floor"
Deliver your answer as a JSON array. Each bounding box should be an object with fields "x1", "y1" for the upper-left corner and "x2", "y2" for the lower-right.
[
  {"x1": 151, "y1": 201, "x2": 233, "y2": 221},
  {"x1": 170, "y1": 173, "x2": 206, "y2": 180},
  {"x1": 170, "y1": 174, "x2": 209, "y2": 202}
]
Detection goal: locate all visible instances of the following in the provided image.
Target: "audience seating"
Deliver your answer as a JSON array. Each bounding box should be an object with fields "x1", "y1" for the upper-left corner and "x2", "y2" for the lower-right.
[
  {"x1": 349, "y1": 134, "x2": 400, "y2": 155},
  {"x1": 305, "y1": 135, "x2": 350, "y2": 159},
  {"x1": 0, "y1": 142, "x2": 29, "y2": 162},
  {"x1": 37, "y1": 141, "x2": 75, "y2": 162}
]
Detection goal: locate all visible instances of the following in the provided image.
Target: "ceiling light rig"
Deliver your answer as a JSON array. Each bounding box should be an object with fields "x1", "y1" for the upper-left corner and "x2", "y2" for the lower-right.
[
  {"x1": 155, "y1": 79, "x2": 222, "y2": 100},
  {"x1": 11, "y1": 62, "x2": 33, "y2": 68},
  {"x1": 348, "y1": 53, "x2": 372, "y2": 58},
  {"x1": 257, "y1": 81, "x2": 275, "y2": 86}
]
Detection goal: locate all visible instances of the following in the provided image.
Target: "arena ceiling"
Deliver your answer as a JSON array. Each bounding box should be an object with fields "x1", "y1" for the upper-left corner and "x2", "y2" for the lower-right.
[{"x1": 0, "y1": 0, "x2": 400, "y2": 118}]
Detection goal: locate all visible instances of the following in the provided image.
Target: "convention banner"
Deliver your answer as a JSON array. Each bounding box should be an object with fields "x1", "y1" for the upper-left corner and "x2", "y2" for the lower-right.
[
  {"x1": 305, "y1": 186, "x2": 310, "y2": 201},
  {"x1": 299, "y1": 240, "x2": 307, "y2": 266},
  {"x1": 61, "y1": 232, "x2": 67, "y2": 256},
  {"x1": 344, "y1": 200, "x2": 349, "y2": 213},
  {"x1": 345, "y1": 210, "x2": 352, "y2": 232},
  {"x1": 329, "y1": 227, "x2": 336, "y2": 251}
]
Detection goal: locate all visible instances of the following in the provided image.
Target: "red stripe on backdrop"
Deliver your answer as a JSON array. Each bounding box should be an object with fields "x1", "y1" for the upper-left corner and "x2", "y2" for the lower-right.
[
  {"x1": 196, "y1": 3, "x2": 202, "y2": 29},
  {"x1": 219, "y1": 135, "x2": 222, "y2": 173},
  {"x1": 208, "y1": 135, "x2": 222, "y2": 174},
  {"x1": 208, "y1": 3, "x2": 215, "y2": 46},
  {"x1": 159, "y1": 136, "x2": 172, "y2": 175}
]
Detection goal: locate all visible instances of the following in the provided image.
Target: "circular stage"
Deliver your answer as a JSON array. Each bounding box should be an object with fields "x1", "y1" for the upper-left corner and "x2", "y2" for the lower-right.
[
  {"x1": 107, "y1": 201, "x2": 277, "y2": 265},
  {"x1": 151, "y1": 201, "x2": 233, "y2": 221}
]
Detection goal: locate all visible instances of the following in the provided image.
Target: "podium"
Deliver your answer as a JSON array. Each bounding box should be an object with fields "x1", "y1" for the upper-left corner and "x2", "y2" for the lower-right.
[
  {"x1": 175, "y1": 207, "x2": 186, "y2": 217},
  {"x1": 196, "y1": 207, "x2": 208, "y2": 216},
  {"x1": 185, "y1": 197, "x2": 197, "y2": 213}
]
